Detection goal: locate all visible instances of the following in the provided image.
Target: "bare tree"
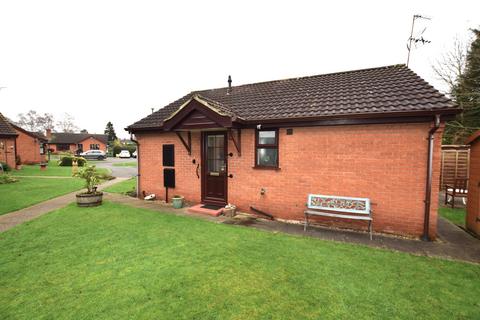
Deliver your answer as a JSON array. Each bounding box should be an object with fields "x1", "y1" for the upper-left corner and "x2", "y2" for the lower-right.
[
  {"x1": 56, "y1": 113, "x2": 79, "y2": 133},
  {"x1": 432, "y1": 38, "x2": 467, "y2": 96},
  {"x1": 17, "y1": 110, "x2": 55, "y2": 132}
]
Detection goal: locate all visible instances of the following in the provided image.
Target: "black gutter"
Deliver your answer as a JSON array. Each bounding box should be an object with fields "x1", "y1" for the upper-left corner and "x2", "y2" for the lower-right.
[
  {"x1": 421, "y1": 114, "x2": 441, "y2": 241},
  {"x1": 130, "y1": 133, "x2": 140, "y2": 198}
]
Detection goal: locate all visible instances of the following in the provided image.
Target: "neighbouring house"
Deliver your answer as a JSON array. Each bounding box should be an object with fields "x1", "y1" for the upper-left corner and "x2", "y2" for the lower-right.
[
  {"x1": 46, "y1": 130, "x2": 108, "y2": 154},
  {"x1": 466, "y1": 131, "x2": 480, "y2": 236},
  {"x1": 126, "y1": 65, "x2": 459, "y2": 239},
  {"x1": 0, "y1": 112, "x2": 17, "y2": 168},
  {"x1": 10, "y1": 123, "x2": 48, "y2": 164}
]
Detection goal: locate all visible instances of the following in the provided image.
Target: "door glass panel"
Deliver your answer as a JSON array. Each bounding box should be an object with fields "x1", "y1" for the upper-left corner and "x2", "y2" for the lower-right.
[{"x1": 207, "y1": 134, "x2": 225, "y2": 173}]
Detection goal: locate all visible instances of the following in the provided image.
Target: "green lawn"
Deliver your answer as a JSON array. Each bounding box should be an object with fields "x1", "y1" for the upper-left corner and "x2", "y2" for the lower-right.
[
  {"x1": 0, "y1": 177, "x2": 84, "y2": 215},
  {"x1": 11, "y1": 161, "x2": 109, "y2": 177},
  {"x1": 104, "y1": 177, "x2": 136, "y2": 194},
  {"x1": 439, "y1": 207, "x2": 466, "y2": 226},
  {"x1": 0, "y1": 202, "x2": 478, "y2": 319},
  {"x1": 112, "y1": 161, "x2": 137, "y2": 167}
]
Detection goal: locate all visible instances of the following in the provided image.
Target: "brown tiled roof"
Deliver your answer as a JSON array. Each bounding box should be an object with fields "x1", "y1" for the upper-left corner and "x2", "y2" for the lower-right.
[
  {"x1": 0, "y1": 113, "x2": 17, "y2": 137},
  {"x1": 9, "y1": 123, "x2": 48, "y2": 141},
  {"x1": 49, "y1": 133, "x2": 108, "y2": 144},
  {"x1": 127, "y1": 64, "x2": 458, "y2": 130}
]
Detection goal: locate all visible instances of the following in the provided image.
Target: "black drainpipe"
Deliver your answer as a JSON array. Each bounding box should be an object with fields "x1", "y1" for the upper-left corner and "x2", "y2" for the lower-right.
[
  {"x1": 421, "y1": 114, "x2": 441, "y2": 241},
  {"x1": 130, "y1": 133, "x2": 140, "y2": 198}
]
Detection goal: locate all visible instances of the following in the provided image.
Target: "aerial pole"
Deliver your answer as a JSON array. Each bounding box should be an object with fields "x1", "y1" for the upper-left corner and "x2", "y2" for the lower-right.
[{"x1": 406, "y1": 14, "x2": 431, "y2": 66}]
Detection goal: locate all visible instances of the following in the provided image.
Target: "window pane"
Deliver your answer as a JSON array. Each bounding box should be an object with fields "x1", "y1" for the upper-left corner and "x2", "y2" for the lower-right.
[
  {"x1": 258, "y1": 131, "x2": 276, "y2": 145},
  {"x1": 257, "y1": 148, "x2": 278, "y2": 167}
]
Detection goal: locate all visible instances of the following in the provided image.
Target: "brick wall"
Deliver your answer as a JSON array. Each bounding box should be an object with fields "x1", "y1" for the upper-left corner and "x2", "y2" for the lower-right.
[
  {"x1": 49, "y1": 138, "x2": 107, "y2": 153},
  {"x1": 0, "y1": 137, "x2": 16, "y2": 168},
  {"x1": 136, "y1": 122, "x2": 443, "y2": 238},
  {"x1": 78, "y1": 137, "x2": 107, "y2": 152},
  {"x1": 467, "y1": 141, "x2": 480, "y2": 236},
  {"x1": 15, "y1": 129, "x2": 46, "y2": 164}
]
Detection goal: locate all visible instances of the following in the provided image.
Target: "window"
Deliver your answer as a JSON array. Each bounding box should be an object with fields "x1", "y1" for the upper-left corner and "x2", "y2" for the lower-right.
[
  {"x1": 90, "y1": 144, "x2": 100, "y2": 150},
  {"x1": 77, "y1": 144, "x2": 83, "y2": 151},
  {"x1": 57, "y1": 144, "x2": 70, "y2": 151},
  {"x1": 255, "y1": 129, "x2": 278, "y2": 168},
  {"x1": 40, "y1": 144, "x2": 45, "y2": 155}
]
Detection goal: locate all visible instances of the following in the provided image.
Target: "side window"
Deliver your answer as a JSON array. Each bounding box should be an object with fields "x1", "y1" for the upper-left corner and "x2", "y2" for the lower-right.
[{"x1": 255, "y1": 129, "x2": 278, "y2": 168}]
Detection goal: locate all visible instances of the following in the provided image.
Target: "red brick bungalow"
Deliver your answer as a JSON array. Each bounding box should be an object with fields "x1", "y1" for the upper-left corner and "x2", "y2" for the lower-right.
[
  {"x1": 466, "y1": 131, "x2": 480, "y2": 236},
  {"x1": 0, "y1": 112, "x2": 17, "y2": 168},
  {"x1": 47, "y1": 131, "x2": 108, "y2": 154},
  {"x1": 126, "y1": 65, "x2": 459, "y2": 239},
  {"x1": 10, "y1": 123, "x2": 48, "y2": 164}
]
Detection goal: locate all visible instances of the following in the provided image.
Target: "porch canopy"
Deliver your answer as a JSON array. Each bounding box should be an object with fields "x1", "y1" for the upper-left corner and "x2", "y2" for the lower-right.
[{"x1": 161, "y1": 95, "x2": 242, "y2": 155}]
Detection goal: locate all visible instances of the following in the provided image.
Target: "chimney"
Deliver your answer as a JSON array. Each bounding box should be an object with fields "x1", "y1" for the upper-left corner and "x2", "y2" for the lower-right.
[
  {"x1": 46, "y1": 128, "x2": 52, "y2": 139},
  {"x1": 227, "y1": 75, "x2": 232, "y2": 94}
]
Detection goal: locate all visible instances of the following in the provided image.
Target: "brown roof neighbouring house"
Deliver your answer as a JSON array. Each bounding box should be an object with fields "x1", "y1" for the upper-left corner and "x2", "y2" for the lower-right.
[
  {"x1": 49, "y1": 133, "x2": 108, "y2": 144},
  {"x1": 9, "y1": 123, "x2": 48, "y2": 141},
  {"x1": 0, "y1": 113, "x2": 18, "y2": 137},
  {"x1": 127, "y1": 64, "x2": 459, "y2": 131}
]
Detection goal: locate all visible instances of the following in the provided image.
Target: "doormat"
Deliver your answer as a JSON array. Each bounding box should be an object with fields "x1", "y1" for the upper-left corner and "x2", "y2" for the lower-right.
[{"x1": 201, "y1": 204, "x2": 223, "y2": 210}]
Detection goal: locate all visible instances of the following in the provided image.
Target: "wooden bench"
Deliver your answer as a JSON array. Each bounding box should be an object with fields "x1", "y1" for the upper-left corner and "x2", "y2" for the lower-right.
[{"x1": 304, "y1": 194, "x2": 373, "y2": 240}]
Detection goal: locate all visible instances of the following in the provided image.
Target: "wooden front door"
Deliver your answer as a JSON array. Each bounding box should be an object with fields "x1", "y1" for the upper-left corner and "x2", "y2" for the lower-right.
[{"x1": 202, "y1": 132, "x2": 227, "y2": 205}]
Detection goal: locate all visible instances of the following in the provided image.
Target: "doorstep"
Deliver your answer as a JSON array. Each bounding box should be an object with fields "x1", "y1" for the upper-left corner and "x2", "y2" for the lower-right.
[{"x1": 188, "y1": 204, "x2": 224, "y2": 217}]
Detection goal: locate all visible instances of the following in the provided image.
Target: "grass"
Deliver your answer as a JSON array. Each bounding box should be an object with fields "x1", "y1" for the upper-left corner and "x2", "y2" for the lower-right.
[
  {"x1": 0, "y1": 177, "x2": 84, "y2": 215},
  {"x1": 11, "y1": 161, "x2": 109, "y2": 177},
  {"x1": 112, "y1": 161, "x2": 137, "y2": 167},
  {"x1": 104, "y1": 177, "x2": 136, "y2": 194},
  {"x1": 0, "y1": 202, "x2": 479, "y2": 319},
  {"x1": 439, "y1": 207, "x2": 467, "y2": 226}
]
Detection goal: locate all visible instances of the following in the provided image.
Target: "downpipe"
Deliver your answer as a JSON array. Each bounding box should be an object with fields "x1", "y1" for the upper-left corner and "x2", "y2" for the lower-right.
[
  {"x1": 130, "y1": 133, "x2": 140, "y2": 198},
  {"x1": 421, "y1": 114, "x2": 441, "y2": 241}
]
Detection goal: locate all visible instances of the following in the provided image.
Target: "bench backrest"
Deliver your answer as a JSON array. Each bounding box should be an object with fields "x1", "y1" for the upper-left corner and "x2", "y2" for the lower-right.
[{"x1": 307, "y1": 194, "x2": 370, "y2": 215}]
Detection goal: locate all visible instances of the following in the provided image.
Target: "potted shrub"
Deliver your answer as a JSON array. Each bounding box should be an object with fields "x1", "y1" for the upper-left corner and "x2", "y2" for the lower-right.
[
  {"x1": 74, "y1": 165, "x2": 103, "y2": 207},
  {"x1": 15, "y1": 155, "x2": 22, "y2": 170},
  {"x1": 172, "y1": 195, "x2": 184, "y2": 209},
  {"x1": 223, "y1": 204, "x2": 237, "y2": 217}
]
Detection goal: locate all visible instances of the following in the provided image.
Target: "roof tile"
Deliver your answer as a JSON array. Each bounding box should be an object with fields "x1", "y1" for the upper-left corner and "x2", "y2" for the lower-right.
[{"x1": 127, "y1": 65, "x2": 457, "y2": 130}]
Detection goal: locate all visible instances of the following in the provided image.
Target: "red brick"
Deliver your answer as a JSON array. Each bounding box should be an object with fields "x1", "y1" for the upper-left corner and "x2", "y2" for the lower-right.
[{"x1": 137, "y1": 122, "x2": 442, "y2": 238}]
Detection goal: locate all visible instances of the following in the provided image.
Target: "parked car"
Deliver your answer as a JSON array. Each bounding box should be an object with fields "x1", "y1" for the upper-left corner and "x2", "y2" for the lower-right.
[
  {"x1": 80, "y1": 150, "x2": 106, "y2": 160},
  {"x1": 132, "y1": 150, "x2": 137, "y2": 158},
  {"x1": 118, "y1": 150, "x2": 131, "y2": 158}
]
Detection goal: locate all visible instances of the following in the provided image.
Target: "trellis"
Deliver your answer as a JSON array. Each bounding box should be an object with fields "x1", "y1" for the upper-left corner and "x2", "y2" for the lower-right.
[{"x1": 440, "y1": 145, "x2": 470, "y2": 189}]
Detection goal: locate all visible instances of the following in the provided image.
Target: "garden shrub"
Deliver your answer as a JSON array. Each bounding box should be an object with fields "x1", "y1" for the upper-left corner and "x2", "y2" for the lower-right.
[
  {"x1": 58, "y1": 156, "x2": 87, "y2": 167},
  {"x1": 0, "y1": 162, "x2": 12, "y2": 172},
  {"x1": 0, "y1": 175, "x2": 18, "y2": 184}
]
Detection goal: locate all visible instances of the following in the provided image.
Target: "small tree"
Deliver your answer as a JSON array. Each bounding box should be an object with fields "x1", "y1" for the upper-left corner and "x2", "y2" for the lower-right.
[
  {"x1": 104, "y1": 121, "x2": 117, "y2": 143},
  {"x1": 74, "y1": 165, "x2": 101, "y2": 194},
  {"x1": 433, "y1": 29, "x2": 480, "y2": 143}
]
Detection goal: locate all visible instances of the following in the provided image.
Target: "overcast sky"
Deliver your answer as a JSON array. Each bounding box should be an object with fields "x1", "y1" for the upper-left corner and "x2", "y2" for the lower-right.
[{"x1": 0, "y1": 0, "x2": 478, "y2": 138}]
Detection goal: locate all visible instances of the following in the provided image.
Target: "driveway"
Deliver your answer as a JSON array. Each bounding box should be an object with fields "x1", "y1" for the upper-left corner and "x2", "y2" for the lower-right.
[{"x1": 92, "y1": 157, "x2": 138, "y2": 178}]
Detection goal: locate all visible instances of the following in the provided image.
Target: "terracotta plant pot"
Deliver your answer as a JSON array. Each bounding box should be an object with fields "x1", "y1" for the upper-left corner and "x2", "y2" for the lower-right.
[
  {"x1": 40, "y1": 163, "x2": 47, "y2": 171},
  {"x1": 76, "y1": 192, "x2": 103, "y2": 207},
  {"x1": 172, "y1": 196, "x2": 184, "y2": 209}
]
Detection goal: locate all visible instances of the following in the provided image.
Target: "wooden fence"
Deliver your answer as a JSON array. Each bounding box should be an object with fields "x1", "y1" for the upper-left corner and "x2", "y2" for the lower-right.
[{"x1": 440, "y1": 145, "x2": 470, "y2": 189}]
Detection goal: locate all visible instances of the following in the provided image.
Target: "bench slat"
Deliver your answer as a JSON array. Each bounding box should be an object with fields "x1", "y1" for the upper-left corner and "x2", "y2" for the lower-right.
[{"x1": 304, "y1": 210, "x2": 372, "y2": 221}]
